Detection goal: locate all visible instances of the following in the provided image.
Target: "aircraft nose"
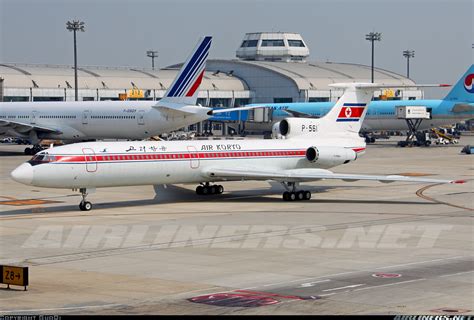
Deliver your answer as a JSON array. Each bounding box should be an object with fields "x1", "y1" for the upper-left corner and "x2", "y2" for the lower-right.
[{"x1": 11, "y1": 163, "x2": 34, "y2": 185}]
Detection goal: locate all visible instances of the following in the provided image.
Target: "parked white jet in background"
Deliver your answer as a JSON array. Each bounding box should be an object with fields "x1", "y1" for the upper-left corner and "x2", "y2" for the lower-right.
[
  {"x1": 0, "y1": 36, "x2": 256, "y2": 154},
  {"x1": 11, "y1": 83, "x2": 464, "y2": 211}
]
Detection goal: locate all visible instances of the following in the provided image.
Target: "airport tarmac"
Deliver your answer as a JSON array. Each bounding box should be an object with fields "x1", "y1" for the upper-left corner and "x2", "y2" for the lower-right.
[{"x1": 0, "y1": 137, "x2": 473, "y2": 315}]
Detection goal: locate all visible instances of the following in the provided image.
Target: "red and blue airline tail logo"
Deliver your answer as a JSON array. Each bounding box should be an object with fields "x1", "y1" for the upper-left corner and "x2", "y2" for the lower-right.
[
  {"x1": 166, "y1": 36, "x2": 212, "y2": 98},
  {"x1": 336, "y1": 103, "x2": 366, "y2": 122},
  {"x1": 464, "y1": 74, "x2": 474, "y2": 93}
]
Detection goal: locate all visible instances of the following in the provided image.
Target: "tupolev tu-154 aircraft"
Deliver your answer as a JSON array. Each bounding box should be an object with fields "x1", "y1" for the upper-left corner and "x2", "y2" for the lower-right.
[
  {"x1": 0, "y1": 36, "x2": 259, "y2": 155},
  {"x1": 11, "y1": 83, "x2": 464, "y2": 211}
]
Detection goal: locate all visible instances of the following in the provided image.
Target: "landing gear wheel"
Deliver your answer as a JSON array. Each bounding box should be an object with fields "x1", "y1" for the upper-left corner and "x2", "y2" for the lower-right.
[
  {"x1": 283, "y1": 191, "x2": 290, "y2": 201},
  {"x1": 296, "y1": 191, "x2": 305, "y2": 201},
  {"x1": 197, "y1": 184, "x2": 224, "y2": 196},
  {"x1": 303, "y1": 191, "x2": 311, "y2": 200},
  {"x1": 78, "y1": 188, "x2": 92, "y2": 211},
  {"x1": 210, "y1": 185, "x2": 217, "y2": 194},
  {"x1": 79, "y1": 201, "x2": 92, "y2": 211},
  {"x1": 196, "y1": 186, "x2": 203, "y2": 195},
  {"x1": 289, "y1": 192, "x2": 296, "y2": 201},
  {"x1": 24, "y1": 147, "x2": 32, "y2": 155}
]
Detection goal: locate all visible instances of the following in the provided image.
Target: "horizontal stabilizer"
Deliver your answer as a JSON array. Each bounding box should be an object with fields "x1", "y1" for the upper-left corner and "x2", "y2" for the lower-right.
[
  {"x1": 207, "y1": 105, "x2": 270, "y2": 116},
  {"x1": 153, "y1": 104, "x2": 197, "y2": 117},
  {"x1": 284, "y1": 109, "x2": 318, "y2": 118}
]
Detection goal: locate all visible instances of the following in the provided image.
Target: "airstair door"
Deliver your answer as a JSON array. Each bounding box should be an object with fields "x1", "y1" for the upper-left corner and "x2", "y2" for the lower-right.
[{"x1": 82, "y1": 148, "x2": 97, "y2": 172}]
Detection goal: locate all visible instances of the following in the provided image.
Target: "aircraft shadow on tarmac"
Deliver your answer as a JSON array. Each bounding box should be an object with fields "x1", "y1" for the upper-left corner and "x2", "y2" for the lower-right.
[
  {"x1": 0, "y1": 149, "x2": 29, "y2": 156},
  {"x1": 0, "y1": 184, "x2": 436, "y2": 216}
]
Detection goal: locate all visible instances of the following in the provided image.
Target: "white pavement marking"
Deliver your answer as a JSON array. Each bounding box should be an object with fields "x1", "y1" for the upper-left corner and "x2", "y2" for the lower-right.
[
  {"x1": 319, "y1": 293, "x2": 337, "y2": 297},
  {"x1": 240, "y1": 255, "x2": 469, "y2": 291},
  {"x1": 322, "y1": 284, "x2": 365, "y2": 292},
  {"x1": 375, "y1": 256, "x2": 466, "y2": 270},
  {"x1": 298, "y1": 279, "x2": 331, "y2": 288},
  {"x1": 439, "y1": 270, "x2": 474, "y2": 278},
  {"x1": 353, "y1": 278, "x2": 426, "y2": 292}
]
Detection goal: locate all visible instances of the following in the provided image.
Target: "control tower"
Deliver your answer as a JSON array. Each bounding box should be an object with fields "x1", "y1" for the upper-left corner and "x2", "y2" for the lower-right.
[{"x1": 236, "y1": 32, "x2": 310, "y2": 62}]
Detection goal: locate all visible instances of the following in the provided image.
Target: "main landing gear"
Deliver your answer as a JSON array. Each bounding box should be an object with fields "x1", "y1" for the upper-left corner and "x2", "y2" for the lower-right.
[
  {"x1": 281, "y1": 182, "x2": 311, "y2": 201},
  {"x1": 196, "y1": 183, "x2": 224, "y2": 195},
  {"x1": 79, "y1": 188, "x2": 92, "y2": 211}
]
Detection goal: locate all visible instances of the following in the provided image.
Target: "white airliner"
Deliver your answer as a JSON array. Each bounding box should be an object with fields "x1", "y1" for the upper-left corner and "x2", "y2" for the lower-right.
[
  {"x1": 0, "y1": 36, "x2": 256, "y2": 155},
  {"x1": 11, "y1": 83, "x2": 465, "y2": 211}
]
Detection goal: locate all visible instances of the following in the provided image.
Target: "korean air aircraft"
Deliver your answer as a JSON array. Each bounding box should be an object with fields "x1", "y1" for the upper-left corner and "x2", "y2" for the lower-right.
[
  {"x1": 0, "y1": 36, "x2": 258, "y2": 155},
  {"x1": 246, "y1": 65, "x2": 474, "y2": 133}
]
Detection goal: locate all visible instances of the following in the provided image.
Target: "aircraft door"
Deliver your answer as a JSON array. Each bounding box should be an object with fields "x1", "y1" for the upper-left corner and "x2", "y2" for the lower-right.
[
  {"x1": 82, "y1": 110, "x2": 91, "y2": 124},
  {"x1": 187, "y1": 146, "x2": 200, "y2": 169},
  {"x1": 30, "y1": 111, "x2": 38, "y2": 124},
  {"x1": 138, "y1": 110, "x2": 145, "y2": 125},
  {"x1": 82, "y1": 148, "x2": 97, "y2": 172}
]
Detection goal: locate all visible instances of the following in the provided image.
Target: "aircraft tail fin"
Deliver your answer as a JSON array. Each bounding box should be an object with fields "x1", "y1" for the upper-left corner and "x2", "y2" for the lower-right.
[
  {"x1": 320, "y1": 83, "x2": 373, "y2": 133},
  {"x1": 321, "y1": 83, "x2": 450, "y2": 134},
  {"x1": 160, "y1": 36, "x2": 212, "y2": 105},
  {"x1": 443, "y1": 65, "x2": 474, "y2": 103}
]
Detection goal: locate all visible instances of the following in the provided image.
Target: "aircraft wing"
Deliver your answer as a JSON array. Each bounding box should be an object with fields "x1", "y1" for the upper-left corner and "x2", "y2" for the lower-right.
[
  {"x1": 202, "y1": 167, "x2": 465, "y2": 184},
  {"x1": 0, "y1": 119, "x2": 61, "y2": 135}
]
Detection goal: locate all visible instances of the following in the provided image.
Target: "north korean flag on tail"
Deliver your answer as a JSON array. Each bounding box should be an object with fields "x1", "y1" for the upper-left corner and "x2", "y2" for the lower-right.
[{"x1": 336, "y1": 103, "x2": 366, "y2": 122}]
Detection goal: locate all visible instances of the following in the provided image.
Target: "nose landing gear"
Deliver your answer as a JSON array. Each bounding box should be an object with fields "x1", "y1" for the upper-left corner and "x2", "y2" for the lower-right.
[
  {"x1": 196, "y1": 183, "x2": 224, "y2": 195},
  {"x1": 281, "y1": 182, "x2": 311, "y2": 201},
  {"x1": 78, "y1": 188, "x2": 92, "y2": 211}
]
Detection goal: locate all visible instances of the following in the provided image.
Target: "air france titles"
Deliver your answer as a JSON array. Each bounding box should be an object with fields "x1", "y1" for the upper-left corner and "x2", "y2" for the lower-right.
[{"x1": 201, "y1": 144, "x2": 242, "y2": 151}]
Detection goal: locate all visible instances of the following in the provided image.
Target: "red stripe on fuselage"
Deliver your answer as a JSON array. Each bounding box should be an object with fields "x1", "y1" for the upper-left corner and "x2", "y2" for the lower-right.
[{"x1": 51, "y1": 150, "x2": 307, "y2": 163}]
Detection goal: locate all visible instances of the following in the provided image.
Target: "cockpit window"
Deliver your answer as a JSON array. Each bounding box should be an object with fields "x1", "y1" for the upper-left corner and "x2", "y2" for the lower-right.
[{"x1": 28, "y1": 152, "x2": 56, "y2": 166}]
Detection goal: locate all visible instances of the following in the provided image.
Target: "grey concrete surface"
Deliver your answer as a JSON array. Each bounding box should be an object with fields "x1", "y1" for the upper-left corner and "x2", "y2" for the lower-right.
[{"x1": 0, "y1": 137, "x2": 472, "y2": 315}]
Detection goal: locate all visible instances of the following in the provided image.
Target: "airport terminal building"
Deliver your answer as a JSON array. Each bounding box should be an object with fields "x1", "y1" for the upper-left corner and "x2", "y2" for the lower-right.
[{"x1": 0, "y1": 32, "x2": 421, "y2": 132}]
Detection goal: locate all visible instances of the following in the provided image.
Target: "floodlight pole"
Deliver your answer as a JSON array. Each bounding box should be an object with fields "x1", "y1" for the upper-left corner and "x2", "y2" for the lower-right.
[
  {"x1": 66, "y1": 20, "x2": 85, "y2": 101},
  {"x1": 365, "y1": 32, "x2": 382, "y2": 83},
  {"x1": 403, "y1": 50, "x2": 415, "y2": 78},
  {"x1": 147, "y1": 50, "x2": 158, "y2": 70}
]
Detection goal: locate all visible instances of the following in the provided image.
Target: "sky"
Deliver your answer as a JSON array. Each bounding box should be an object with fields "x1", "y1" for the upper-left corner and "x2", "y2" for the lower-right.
[{"x1": 0, "y1": 0, "x2": 472, "y2": 98}]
